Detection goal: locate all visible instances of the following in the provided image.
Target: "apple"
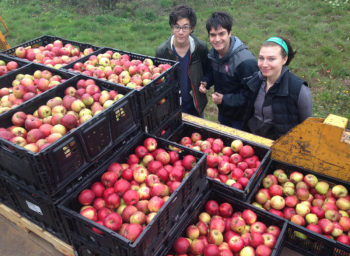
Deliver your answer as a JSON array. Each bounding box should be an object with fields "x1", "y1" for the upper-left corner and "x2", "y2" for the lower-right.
[
  {"x1": 80, "y1": 206, "x2": 97, "y2": 222},
  {"x1": 173, "y1": 237, "x2": 191, "y2": 254},
  {"x1": 230, "y1": 216, "x2": 246, "y2": 234},
  {"x1": 332, "y1": 184, "x2": 348, "y2": 198},
  {"x1": 250, "y1": 221, "x2": 267, "y2": 234},
  {"x1": 11, "y1": 111, "x2": 27, "y2": 126},
  {"x1": 205, "y1": 200, "x2": 219, "y2": 215},
  {"x1": 133, "y1": 165, "x2": 149, "y2": 183},
  {"x1": 228, "y1": 235, "x2": 244, "y2": 252},
  {"x1": 147, "y1": 196, "x2": 164, "y2": 212},
  {"x1": 315, "y1": 181, "x2": 329, "y2": 195},
  {"x1": 306, "y1": 223, "x2": 322, "y2": 234},
  {"x1": 143, "y1": 137, "x2": 157, "y2": 152},
  {"x1": 336, "y1": 197, "x2": 350, "y2": 211},
  {"x1": 208, "y1": 229, "x2": 224, "y2": 246},
  {"x1": 103, "y1": 212, "x2": 122, "y2": 231},
  {"x1": 78, "y1": 189, "x2": 95, "y2": 205},
  {"x1": 123, "y1": 189, "x2": 139, "y2": 205},
  {"x1": 303, "y1": 174, "x2": 318, "y2": 188},
  {"x1": 182, "y1": 154, "x2": 196, "y2": 170},
  {"x1": 209, "y1": 216, "x2": 226, "y2": 233},
  {"x1": 242, "y1": 209, "x2": 257, "y2": 225},
  {"x1": 295, "y1": 203, "x2": 310, "y2": 217},
  {"x1": 101, "y1": 171, "x2": 118, "y2": 187},
  {"x1": 319, "y1": 218, "x2": 334, "y2": 234},
  {"x1": 296, "y1": 188, "x2": 310, "y2": 201},
  {"x1": 270, "y1": 195, "x2": 285, "y2": 210},
  {"x1": 250, "y1": 232, "x2": 265, "y2": 248},
  {"x1": 256, "y1": 244, "x2": 272, "y2": 256},
  {"x1": 337, "y1": 234, "x2": 350, "y2": 245},
  {"x1": 240, "y1": 246, "x2": 255, "y2": 256},
  {"x1": 325, "y1": 209, "x2": 340, "y2": 222},
  {"x1": 186, "y1": 224, "x2": 200, "y2": 240},
  {"x1": 266, "y1": 225, "x2": 280, "y2": 237},
  {"x1": 129, "y1": 211, "x2": 147, "y2": 225},
  {"x1": 339, "y1": 216, "x2": 350, "y2": 232},
  {"x1": 290, "y1": 171, "x2": 304, "y2": 184},
  {"x1": 231, "y1": 139, "x2": 243, "y2": 152},
  {"x1": 219, "y1": 202, "x2": 233, "y2": 218}
]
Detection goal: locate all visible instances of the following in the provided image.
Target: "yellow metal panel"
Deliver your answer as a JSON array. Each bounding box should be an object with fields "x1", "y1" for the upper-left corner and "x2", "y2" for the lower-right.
[
  {"x1": 182, "y1": 113, "x2": 274, "y2": 147},
  {"x1": 0, "y1": 16, "x2": 10, "y2": 50},
  {"x1": 271, "y1": 115, "x2": 350, "y2": 181}
]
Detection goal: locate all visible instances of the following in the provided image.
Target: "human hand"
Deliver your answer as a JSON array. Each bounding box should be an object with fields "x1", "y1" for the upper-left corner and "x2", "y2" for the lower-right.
[
  {"x1": 199, "y1": 82, "x2": 207, "y2": 93},
  {"x1": 212, "y1": 92, "x2": 223, "y2": 105}
]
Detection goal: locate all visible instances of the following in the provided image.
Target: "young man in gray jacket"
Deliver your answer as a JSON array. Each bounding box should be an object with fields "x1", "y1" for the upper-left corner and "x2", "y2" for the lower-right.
[{"x1": 200, "y1": 11, "x2": 258, "y2": 129}]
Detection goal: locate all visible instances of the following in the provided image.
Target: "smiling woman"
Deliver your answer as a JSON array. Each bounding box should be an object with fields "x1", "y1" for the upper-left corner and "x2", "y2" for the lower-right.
[{"x1": 242, "y1": 36, "x2": 313, "y2": 140}]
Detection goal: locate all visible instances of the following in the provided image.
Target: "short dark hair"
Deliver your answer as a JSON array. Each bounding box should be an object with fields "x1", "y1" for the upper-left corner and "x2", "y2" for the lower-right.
[
  {"x1": 169, "y1": 5, "x2": 197, "y2": 28},
  {"x1": 263, "y1": 36, "x2": 296, "y2": 65},
  {"x1": 206, "y1": 11, "x2": 233, "y2": 33}
]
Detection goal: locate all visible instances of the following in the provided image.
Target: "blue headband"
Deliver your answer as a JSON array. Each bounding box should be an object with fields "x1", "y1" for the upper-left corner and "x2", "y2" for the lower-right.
[{"x1": 265, "y1": 37, "x2": 289, "y2": 56}]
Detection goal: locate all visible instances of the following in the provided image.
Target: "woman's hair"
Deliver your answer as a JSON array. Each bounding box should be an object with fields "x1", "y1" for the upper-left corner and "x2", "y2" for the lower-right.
[
  {"x1": 169, "y1": 4, "x2": 197, "y2": 29},
  {"x1": 263, "y1": 37, "x2": 296, "y2": 65}
]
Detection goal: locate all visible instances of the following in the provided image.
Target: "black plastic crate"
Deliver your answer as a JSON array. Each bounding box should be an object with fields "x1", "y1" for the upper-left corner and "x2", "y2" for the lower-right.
[
  {"x1": 141, "y1": 85, "x2": 180, "y2": 134},
  {"x1": 0, "y1": 75, "x2": 139, "y2": 198},
  {"x1": 1, "y1": 35, "x2": 100, "y2": 65},
  {"x1": 59, "y1": 132, "x2": 207, "y2": 256},
  {"x1": 155, "y1": 181, "x2": 288, "y2": 256},
  {"x1": 148, "y1": 110, "x2": 182, "y2": 138},
  {"x1": 0, "y1": 53, "x2": 29, "y2": 77},
  {"x1": 0, "y1": 62, "x2": 75, "y2": 117},
  {"x1": 248, "y1": 159, "x2": 350, "y2": 256},
  {"x1": 0, "y1": 172, "x2": 19, "y2": 212},
  {"x1": 167, "y1": 121, "x2": 271, "y2": 201},
  {"x1": 334, "y1": 242, "x2": 350, "y2": 256},
  {"x1": 62, "y1": 47, "x2": 179, "y2": 111},
  {"x1": 0, "y1": 173, "x2": 70, "y2": 243},
  {"x1": 71, "y1": 234, "x2": 106, "y2": 256}
]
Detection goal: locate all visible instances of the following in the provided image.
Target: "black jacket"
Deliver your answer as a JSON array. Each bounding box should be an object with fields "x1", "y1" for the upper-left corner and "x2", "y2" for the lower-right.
[
  {"x1": 203, "y1": 36, "x2": 258, "y2": 121},
  {"x1": 243, "y1": 69, "x2": 310, "y2": 139},
  {"x1": 155, "y1": 35, "x2": 209, "y2": 115}
]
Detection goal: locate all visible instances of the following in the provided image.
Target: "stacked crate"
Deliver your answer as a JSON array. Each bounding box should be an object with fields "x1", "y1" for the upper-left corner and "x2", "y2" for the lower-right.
[
  {"x1": 0, "y1": 57, "x2": 140, "y2": 243},
  {"x1": 248, "y1": 160, "x2": 350, "y2": 256}
]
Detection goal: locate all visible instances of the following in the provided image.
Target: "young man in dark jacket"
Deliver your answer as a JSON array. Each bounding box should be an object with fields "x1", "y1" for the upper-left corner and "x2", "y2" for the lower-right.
[
  {"x1": 199, "y1": 12, "x2": 258, "y2": 129},
  {"x1": 156, "y1": 5, "x2": 209, "y2": 117}
]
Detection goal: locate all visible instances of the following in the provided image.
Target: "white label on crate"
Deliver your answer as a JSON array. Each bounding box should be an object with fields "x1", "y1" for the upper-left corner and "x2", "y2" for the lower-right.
[{"x1": 26, "y1": 200, "x2": 43, "y2": 215}]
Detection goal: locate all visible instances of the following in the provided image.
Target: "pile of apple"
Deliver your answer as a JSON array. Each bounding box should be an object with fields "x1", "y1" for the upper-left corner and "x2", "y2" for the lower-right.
[
  {"x1": 14, "y1": 39, "x2": 95, "y2": 69},
  {"x1": 170, "y1": 199, "x2": 280, "y2": 256},
  {"x1": 67, "y1": 50, "x2": 172, "y2": 89},
  {"x1": 0, "y1": 69, "x2": 66, "y2": 114},
  {"x1": 77, "y1": 137, "x2": 198, "y2": 243},
  {"x1": 0, "y1": 59, "x2": 20, "y2": 76},
  {"x1": 251, "y1": 169, "x2": 350, "y2": 245},
  {"x1": 0, "y1": 78, "x2": 124, "y2": 153},
  {"x1": 178, "y1": 133, "x2": 261, "y2": 190}
]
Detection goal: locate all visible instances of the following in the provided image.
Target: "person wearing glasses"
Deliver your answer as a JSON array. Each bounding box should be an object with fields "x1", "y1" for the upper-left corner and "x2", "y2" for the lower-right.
[
  {"x1": 156, "y1": 4, "x2": 209, "y2": 117},
  {"x1": 242, "y1": 37, "x2": 312, "y2": 139},
  {"x1": 199, "y1": 11, "x2": 258, "y2": 129}
]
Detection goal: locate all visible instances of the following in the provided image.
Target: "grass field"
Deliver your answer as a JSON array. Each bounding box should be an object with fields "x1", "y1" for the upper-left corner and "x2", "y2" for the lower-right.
[{"x1": 1, "y1": 0, "x2": 349, "y2": 124}]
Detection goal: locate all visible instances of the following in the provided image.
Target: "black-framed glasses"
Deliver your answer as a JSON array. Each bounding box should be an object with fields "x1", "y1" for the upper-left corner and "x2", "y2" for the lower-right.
[{"x1": 173, "y1": 25, "x2": 192, "y2": 32}]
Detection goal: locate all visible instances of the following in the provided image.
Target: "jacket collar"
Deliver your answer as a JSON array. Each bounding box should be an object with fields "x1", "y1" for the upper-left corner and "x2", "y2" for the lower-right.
[
  {"x1": 170, "y1": 35, "x2": 196, "y2": 54},
  {"x1": 258, "y1": 66, "x2": 290, "y2": 96}
]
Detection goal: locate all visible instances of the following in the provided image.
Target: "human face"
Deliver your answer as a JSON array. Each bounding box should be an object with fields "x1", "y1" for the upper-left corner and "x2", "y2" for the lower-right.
[
  {"x1": 209, "y1": 26, "x2": 232, "y2": 57},
  {"x1": 258, "y1": 45, "x2": 288, "y2": 82},
  {"x1": 172, "y1": 18, "x2": 192, "y2": 46}
]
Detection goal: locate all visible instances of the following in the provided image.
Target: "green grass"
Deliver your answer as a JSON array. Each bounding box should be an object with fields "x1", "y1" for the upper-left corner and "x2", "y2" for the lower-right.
[{"x1": 1, "y1": 0, "x2": 349, "y2": 123}]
